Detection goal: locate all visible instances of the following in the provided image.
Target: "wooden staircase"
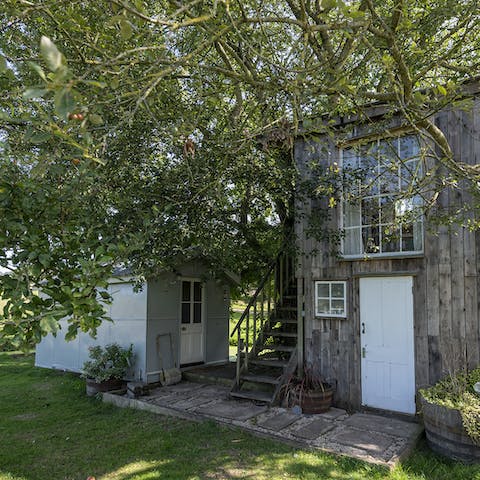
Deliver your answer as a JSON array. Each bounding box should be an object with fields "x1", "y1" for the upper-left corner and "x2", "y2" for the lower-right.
[{"x1": 230, "y1": 253, "x2": 298, "y2": 404}]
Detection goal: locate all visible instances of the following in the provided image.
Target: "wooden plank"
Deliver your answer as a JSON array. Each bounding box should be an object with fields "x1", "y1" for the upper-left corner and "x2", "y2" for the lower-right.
[{"x1": 425, "y1": 230, "x2": 440, "y2": 342}]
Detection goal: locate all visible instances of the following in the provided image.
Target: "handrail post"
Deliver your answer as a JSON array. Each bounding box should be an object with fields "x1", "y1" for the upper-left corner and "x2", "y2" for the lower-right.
[
  {"x1": 236, "y1": 327, "x2": 241, "y2": 386},
  {"x1": 253, "y1": 300, "x2": 257, "y2": 355},
  {"x1": 245, "y1": 310, "x2": 249, "y2": 370}
]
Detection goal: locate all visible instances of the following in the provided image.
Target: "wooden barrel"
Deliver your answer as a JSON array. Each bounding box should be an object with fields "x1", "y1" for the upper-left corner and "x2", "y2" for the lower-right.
[
  {"x1": 289, "y1": 385, "x2": 334, "y2": 414},
  {"x1": 421, "y1": 396, "x2": 480, "y2": 463},
  {"x1": 86, "y1": 378, "x2": 124, "y2": 396}
]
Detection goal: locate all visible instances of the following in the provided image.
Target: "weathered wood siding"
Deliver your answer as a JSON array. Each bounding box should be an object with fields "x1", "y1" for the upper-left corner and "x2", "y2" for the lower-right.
[{"x1": 295, "y1": 100, "x2": 480, "y2": 411}]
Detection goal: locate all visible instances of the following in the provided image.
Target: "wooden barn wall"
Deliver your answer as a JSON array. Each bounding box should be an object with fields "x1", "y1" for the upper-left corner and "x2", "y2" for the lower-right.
[{"x1": 295, "y1": 100, "x2": 480, "y2": 411}]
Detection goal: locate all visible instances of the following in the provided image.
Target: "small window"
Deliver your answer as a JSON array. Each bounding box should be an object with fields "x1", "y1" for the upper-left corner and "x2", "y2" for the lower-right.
[
  {"x1": 181, "y1": 280, "x2": 203, "y2": 324},
  {"x1": 315, "y1": 281, "x2": 347, "y2": 318}
]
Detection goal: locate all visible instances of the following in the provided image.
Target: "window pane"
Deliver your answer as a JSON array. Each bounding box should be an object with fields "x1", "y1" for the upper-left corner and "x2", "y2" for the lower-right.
[
  {"x1": 361, "y1": 197, "x2": 379, "y2": 226},
  {"x1": 379, "y1": 165, "x2": 399, "y2": 194},
  {"x1": 344, "y1": 201, "x2": 361, "y2": 227},
  {"x1": 331, "y1": 299, "x2": 345, "y2": 315},
  {"x1": 316, "y1": 283, "x2": 329, "y2": 298},
  {"x1": 399, "y1": 135, "x2": 419, "y2": 160},
  {"x1": 359, "y1": 154, "x2": 379, "y2": 195},
  {"x1": 402, "y1": 224, "x2": 415, "y2": 251},
  {"x1": 380, "y1": 196, "x2": 395, "y2": 224},
  {"x1": 193, "y1": 303, "x2": 202, "y2": 323},
  {"x1": 343, "y1": 148, "x2": 358, "y2": 169},
  {"x1": 331, "y1": 282, "x2": 344, "y2": 298},
  {"x1": 181, "y1": 303, "x2": 190, "y2": 324},
  {"x1": 362, "y1": 226, "x2": 380, "y2": 254},
  {"x1": 316, "y1": 298, "x2": 329, "y2": 314},
  {"x1": 343, "y1": 228, "x2": 361, "y2": 255},
  {"x1": 182, "y1": 281, "x2": 190, "y2": 302},
  {"x1": 382, "y1": 225, "x2": 400, "y2": 253},
  {"x1": 413, "y1": 220, "x2": 423, "y2": 251},
  {"x1": 400, "y1": 160, "x2": 421, "y2": 191},
  {"x1": 194, "y1": 282, "x2": 202, "y2": 302}
]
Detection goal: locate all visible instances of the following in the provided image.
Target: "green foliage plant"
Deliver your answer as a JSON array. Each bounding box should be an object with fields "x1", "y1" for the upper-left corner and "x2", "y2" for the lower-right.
[
  {"x1": 420, "y1": 367, "x2": 480, "y2": 445},
  {"x1": 81, "y1": 343, "x2": 134, "y2": 383}
]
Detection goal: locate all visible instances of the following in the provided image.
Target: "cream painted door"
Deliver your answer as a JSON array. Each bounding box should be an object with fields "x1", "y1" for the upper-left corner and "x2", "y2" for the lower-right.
[
  {"x1": 360, "y1": 276, "x2": 416, "y2": 414},
  {"x1": 180, "y1": 280, "x2": 204, "y2": 365}
]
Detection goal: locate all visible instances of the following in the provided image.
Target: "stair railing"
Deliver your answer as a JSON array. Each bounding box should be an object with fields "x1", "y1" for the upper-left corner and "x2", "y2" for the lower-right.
[{"x1": 230, "y1": 251, "x2": 295, "y2": 388}]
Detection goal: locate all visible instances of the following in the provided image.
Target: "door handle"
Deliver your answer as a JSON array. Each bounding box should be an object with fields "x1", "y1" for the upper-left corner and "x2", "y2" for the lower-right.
[
  {"x1": 361, "y1": 322, "x2": 366, "y2": 334},
  {"x1": 362, "y1": 347, "x2": 366, "y2": 358},
  {"x1": 181, "y1": 326, "x2": 187, "y2": 331}
]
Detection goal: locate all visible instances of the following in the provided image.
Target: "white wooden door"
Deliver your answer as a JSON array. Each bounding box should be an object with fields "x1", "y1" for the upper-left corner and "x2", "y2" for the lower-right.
[
  {"x1": 360, "y1": 276, "x2": 415, "y2": 414},
  {"x1": 180, "y1": 280, "x2": 204, "y2": 365}
]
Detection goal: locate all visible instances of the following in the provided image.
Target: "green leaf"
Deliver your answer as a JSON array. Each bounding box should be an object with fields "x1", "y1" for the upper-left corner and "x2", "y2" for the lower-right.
[
  {"x1": 437, "y1": 85, "x2": 447, "y2": 96},
  {"x1": 38, "y1": 253, "x2": 51, "y2": 267},
  {"x1": 120, "y1": 19, "x2": 133, "y2": 40},
  {"x1": 23, "y1": 88, "x2": 48, "y2": 99},
  {"x1": 54, "y1": 88, "x2": 75, "y2": 120},
  {"x1": 40, "y1": 316, "x2": 59, "y2": 334},
  {"x1": 29, "y1": 132, "x2": 52, "y2": 144},
  {"x1": 89, "y1": 113, "x2": 104, "y2": 125},
  {"x1": 28, "y1": 62, "x2": 47, "y2": 81},
  {"x1": 40, "y1": 36, "x2": 65, "y2": 72},
  {"x1": 0, "y1": 56, "x2": 7, "y2": 73}
]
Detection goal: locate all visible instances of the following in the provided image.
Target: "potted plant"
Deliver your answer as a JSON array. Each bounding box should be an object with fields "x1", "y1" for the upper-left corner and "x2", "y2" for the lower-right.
[
  {"x1": 82, "y1": 343, "x2": 134, "y2": 396},
  {"x1": 420, "y1": 366, "x2": 480, "y2": 462},
  {"x1": 282, "y1": 362, "x2": 334, "y2": 414}
]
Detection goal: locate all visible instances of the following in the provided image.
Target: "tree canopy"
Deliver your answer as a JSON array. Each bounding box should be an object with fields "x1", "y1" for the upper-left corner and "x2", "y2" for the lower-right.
[{"x1": 1, "y1": 0, "x2": 479, "y2": 348}]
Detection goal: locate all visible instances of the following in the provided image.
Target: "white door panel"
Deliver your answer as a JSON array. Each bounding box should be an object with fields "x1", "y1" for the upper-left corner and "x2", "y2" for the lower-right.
[{"x1": 360, "y1": 276, "x2": 415, "y2": 414}]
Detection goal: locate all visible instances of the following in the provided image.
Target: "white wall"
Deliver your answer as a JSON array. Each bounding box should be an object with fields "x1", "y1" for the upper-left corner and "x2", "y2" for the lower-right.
[{"x1": 35, "y1": 279, "x2": 148, "y2": 381}]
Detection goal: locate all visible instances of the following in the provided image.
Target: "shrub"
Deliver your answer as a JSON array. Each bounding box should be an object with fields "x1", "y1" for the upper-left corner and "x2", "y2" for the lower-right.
[
  {"x1": 81, "y1": 343, "x2": 134, "y2": 383},
  {"x1": 420, "y1": 367, "x2": 480, "y2": 444}
]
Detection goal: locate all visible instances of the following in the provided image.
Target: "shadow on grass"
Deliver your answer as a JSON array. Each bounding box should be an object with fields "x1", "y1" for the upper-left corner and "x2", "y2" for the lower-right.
[
  {"x1": 1, "y1": 353, "x2": 479, "y2": 480},
  {"x1": 398, "y1": 438, "x2": 480, "y2": 480}
]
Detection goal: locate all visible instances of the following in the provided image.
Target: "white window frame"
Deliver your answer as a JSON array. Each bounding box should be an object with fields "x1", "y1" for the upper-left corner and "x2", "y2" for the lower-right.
[
  {"x1": 314, "y1": 281, "x2": 347, "y2": 318},
  {"x1": 340, "y1": 135, "x2": 424, "y2": 259}
]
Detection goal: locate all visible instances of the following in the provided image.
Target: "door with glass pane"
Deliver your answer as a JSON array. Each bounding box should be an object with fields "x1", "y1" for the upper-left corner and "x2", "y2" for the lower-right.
[{"x1": 180, "y1": 280, "x2": 204, "y2": 365}]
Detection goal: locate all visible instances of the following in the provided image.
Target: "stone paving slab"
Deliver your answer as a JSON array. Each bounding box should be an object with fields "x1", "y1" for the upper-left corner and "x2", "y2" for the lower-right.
[
  {"x1": 103, "y1": 381, "x2": 423, "y2": 468},
  {"x1": 195, "y1": 399, "x2": 268, "y2": 421},
  {"x1": 291, "y1": 418, "x2": 336, "y2": 440},
  {"x1": 317, "y1": 407, "x2": 347, "y2": 420},
  {"x1": 329, "y1": 427, "x2": 395, "y2": 455},
  {"x1": 344, "y1": 413, "x2": 422, "y2": 439},
  {"x1": 257, "y1": 412, "x2": 300, "y2": 431}
]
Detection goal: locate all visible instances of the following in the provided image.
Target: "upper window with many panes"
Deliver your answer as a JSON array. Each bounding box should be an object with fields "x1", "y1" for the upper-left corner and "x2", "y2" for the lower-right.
[{"x1": 341, "y1": 135, "x2": 423, "y2": 257}]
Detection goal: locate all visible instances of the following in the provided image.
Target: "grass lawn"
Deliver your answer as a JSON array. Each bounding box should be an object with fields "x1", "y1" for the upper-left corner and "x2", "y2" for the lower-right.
[{"x1": 1, "y1": 353, "x2": 479, "y2": 480}]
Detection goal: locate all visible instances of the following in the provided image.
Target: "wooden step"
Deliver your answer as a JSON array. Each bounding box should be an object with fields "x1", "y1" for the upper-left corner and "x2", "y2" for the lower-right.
[
  {"x1": 240, "y1": 374, "x2": 280, "y2": 385},
  {"x1": 267, "y1": 331, "x2": 297, "y2": 338},
  {"x1": 276, "y1": 306, "x2": 297, "y2": 312},
  {"x1": 250, "y1": 358, "x2": 289, "y2": 368},
  {"x1": 260, "y1": 345, "x2": 296, "y2": 353},
  {"x1": 270, "y1": 318, "x2": 297, "y2": 324},
  {"x1": 230, "y1": 389, "x2": 273, "y2": 403}
]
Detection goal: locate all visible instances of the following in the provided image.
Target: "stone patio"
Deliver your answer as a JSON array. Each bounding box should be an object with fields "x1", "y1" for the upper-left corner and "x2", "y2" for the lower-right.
[{"x1": 103, "y1": 381, "x2": 423, "y2": 468}]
